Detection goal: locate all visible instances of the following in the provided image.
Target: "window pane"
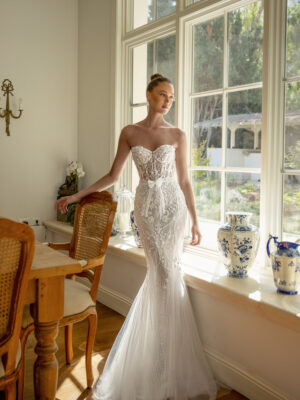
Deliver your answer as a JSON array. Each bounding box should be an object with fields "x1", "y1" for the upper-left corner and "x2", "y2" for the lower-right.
[
  {"x1": 131, "y1": 36, "x2": 176, "y2": 124},
  {"x1": 226, "y1": 88, "x2": 262, "y2": 168},
  {"x1": 133, "y1": 0, "x2": 175, "y2": 29},
  {"x1": 225, "y1": 172, "x2": 260, "y2": 227},
  {"x1": 147, "y1": 42, "x2": 154, "y2": 80},
  {"x1": 228, "y1": 2, "x2": 263, "y2": 87},
  {"x1": 133, "y1": 0, "x2": 152, "y2": 29},
  {"x1": 192, "y1": 171, "x2": 221, "y2": 222},
  {"x1": 132, "y1": 106, "x2": 148, "y2": 123},
  {"x1": 192, "y1": 95, "x2": 222, "y2": 167},
  {"x1": 157, "y1": 0, "x2": 176, "y2": 19},
  {"x1": 164, "y1": 102, "x2": 175, "y2": 125},
  {"x1": 193, "y1": 16, "x2": 224, "y2": 92},
  {"x1": 283, "y1": 174, "x2": 300, "y2": 238},
  {"x1": 284, "y1": 81, "x2": 300, "y2": 170},
  {"x1": 197, "y1": 221, "x2": 220, "y2": 251},
  {"x1": 156, "y1": 35, "x2": 176, "y2": 85},
  {"x1": 286, "y1": 0, "x2": 300, "y2": 78},
  {"x1": 132, "y1": 44, "x2": 148, "y2": 103}
]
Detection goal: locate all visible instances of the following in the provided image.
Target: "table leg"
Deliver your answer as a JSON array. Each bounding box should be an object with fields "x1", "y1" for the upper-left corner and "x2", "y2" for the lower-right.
[
  {"x1": 34, "y1": 321, "x2": 59, "y2": 399},
  {"x1": 33, "y1": 276, "x2": 64, "y2": 400}
]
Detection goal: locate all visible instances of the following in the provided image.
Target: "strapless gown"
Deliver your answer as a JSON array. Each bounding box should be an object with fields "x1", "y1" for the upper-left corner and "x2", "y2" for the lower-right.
[{"x1": 92, "y1": 144, "x2": 218, "y2": 400}]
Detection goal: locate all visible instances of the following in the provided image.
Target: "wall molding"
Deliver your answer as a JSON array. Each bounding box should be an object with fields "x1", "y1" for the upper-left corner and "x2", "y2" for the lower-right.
[
  {"x1": 76, "y1": 276, "x2": 133, "y2": 316},
  {"x1": 96, "y1": 283, "x2": 133, "y2": 317},
  {"x1": 205, "y1": 346, "x2": 292, "y2": 400}
]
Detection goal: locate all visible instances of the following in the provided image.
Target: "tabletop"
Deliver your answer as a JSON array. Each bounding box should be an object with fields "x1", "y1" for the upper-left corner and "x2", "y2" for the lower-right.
[{"x1": 29, "y1": 242, "x2": 84, "y2": 279}]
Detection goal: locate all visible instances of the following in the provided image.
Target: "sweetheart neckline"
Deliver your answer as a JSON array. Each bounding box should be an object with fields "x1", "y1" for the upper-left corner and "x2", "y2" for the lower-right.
[{"x1": 131, "y1": 144, "x2": 176, "y2": 153}]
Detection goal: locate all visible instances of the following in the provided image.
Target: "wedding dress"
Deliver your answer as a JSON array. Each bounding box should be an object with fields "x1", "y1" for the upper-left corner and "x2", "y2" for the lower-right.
[{"x1": 93, "y1": 144, "x2": 217, "y2": 400}]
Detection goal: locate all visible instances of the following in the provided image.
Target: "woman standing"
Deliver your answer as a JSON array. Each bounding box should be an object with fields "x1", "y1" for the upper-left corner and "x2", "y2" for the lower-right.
[{"x1": 55, "y1": 73, "x2": 218, "y2": 400}]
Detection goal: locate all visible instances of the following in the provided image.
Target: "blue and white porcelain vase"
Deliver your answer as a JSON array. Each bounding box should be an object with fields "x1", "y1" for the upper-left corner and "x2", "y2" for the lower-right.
[
  {"x1": 130, "y1": 210, "x2": 143, "y2": 248},
  {"x1": 217, "y1": 212, "x2": 259, "y2": 277},
  {"x1": 267, "y1": 235, "x2": 300, "y2": 295}
]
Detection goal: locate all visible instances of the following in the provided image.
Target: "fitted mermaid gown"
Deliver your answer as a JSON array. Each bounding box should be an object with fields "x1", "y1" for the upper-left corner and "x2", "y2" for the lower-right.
[{"x1": 93, "y1": 144, "x2": 217, "y2": 400}]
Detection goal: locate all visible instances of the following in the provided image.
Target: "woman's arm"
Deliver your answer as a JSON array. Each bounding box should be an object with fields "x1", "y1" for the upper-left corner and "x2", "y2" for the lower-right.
[
  {"x1": 175, "y1": 129, "x2": 201, "y2": 246},
  {"x1": 55, "y1": 127, "x2": 131, "y2": 214}
]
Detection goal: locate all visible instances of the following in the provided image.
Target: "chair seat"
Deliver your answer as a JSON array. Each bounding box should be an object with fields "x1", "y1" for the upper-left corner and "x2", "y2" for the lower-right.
[
  {"x1": 64, "y1": 279, "x2": 95, "y2": 317},
  {"x1": 0, "y1": 341, "x2": 21, "y2": 378}
]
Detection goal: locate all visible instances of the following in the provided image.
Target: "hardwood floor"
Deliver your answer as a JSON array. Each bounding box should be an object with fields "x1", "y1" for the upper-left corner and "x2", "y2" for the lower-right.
[{"x1": 21, "y1": 302, "x2": 248, "y2": 400}]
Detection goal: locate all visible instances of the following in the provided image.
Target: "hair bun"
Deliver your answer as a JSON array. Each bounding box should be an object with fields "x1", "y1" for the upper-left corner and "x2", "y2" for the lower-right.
[{"x1": 150, "y1": 73, "x2": 163, "y2": 81}]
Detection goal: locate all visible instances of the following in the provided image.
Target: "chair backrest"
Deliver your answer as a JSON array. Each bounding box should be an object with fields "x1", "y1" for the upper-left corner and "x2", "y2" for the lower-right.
[
  {"x1": 0, "y1": 218, "x2": 34, "y2": 376},
  {"x1": 69, "y1": 191, "x2": 117, "y2": 300}
]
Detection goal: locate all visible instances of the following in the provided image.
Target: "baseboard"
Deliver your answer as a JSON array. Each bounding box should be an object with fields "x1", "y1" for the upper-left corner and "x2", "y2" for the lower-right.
[
  {"x1": 96, "y1": 284, "x2": 133, "y2": 317},
  {"x1": 76, "y1": 276, "x2": 133, "y2": 317},
  {"x1": 204, "y1": 346, "x2": 293, "y2": 400}
]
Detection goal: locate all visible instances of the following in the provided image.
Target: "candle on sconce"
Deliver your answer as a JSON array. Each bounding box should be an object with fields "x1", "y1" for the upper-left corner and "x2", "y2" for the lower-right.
[{"x1": 0, "y1": 79, "x2": 23, "y2": 136}]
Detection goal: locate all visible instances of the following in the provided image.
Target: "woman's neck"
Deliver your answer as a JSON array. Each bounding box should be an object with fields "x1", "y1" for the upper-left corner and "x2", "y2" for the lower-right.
[{"x1": 142, "y1": 111, "x2": 166, "y2": 128}]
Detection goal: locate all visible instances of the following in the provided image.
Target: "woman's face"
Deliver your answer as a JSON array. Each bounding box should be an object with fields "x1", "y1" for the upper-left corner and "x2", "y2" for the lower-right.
[{"x1": 146, "y1": 82, "x2": 174, "y2": 115}]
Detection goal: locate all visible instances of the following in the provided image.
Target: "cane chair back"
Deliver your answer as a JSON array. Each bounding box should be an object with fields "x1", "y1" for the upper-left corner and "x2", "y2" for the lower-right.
[
  {"x1": 69, "y1": 191, "x2": 117, "y2": 300},
  {"x1": 0, "y1": 218, "x2": 34, "y2": 378}
]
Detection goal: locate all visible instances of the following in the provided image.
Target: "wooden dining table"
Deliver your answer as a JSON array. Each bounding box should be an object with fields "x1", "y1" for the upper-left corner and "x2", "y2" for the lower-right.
[{"x1": 25, "y1": 241, "x2": 83, "y2": 400}]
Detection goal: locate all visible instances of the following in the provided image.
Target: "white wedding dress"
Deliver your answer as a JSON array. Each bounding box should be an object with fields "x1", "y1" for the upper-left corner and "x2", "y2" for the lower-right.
[{"x1": 93, "y1": 144, "x2": 217, "y2": 400}]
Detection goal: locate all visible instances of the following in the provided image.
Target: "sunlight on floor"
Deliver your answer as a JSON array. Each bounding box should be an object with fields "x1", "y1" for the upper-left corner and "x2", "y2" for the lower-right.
[{"x1": 56, "y1": 353, "x2": 104, "y2": 399}]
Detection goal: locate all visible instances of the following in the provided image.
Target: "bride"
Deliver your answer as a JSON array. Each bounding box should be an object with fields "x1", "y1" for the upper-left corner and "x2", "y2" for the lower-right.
[{"x1": 55, "y1": 73, "x2": 218, "y2": 400}]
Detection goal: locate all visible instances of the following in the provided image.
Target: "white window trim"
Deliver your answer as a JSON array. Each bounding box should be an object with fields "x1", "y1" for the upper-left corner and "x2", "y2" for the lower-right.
[{"x1": 113, "y1": 0, "x2": 291, "y2": 268}]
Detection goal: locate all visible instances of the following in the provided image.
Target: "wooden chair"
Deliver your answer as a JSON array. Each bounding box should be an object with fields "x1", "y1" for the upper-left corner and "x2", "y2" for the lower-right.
[
  {"x1": 0, "y1": 218, "x2": 35, "y2": 400},
  {"x1": 49, "y1": 191, "x2": 117, "y2": 388}
]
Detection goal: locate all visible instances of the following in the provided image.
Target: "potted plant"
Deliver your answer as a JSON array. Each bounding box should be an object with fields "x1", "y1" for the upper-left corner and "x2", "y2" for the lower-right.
[{"x1": 57, "y1": 161, "x2": 85, "y2": 224}]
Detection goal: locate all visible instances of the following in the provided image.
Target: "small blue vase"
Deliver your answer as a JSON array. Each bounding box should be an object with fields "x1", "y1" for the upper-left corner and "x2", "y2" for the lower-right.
[
  {"x1": 267, "y1": 235, "x2": 300, "y2": 294},
  {"x1": 130, "y1": 210, "x2": 143, "y2": 248}
]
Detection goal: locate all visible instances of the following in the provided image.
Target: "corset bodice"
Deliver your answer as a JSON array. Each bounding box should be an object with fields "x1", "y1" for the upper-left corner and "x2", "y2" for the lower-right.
[{"x1": 131, "y1": 144, "x2": 176, "y2": 181}]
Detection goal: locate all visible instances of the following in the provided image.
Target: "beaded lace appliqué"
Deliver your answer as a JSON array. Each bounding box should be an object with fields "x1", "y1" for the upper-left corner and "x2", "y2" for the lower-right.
[{"x1": 131, "y1": 144, "x2": 187, "y2": 289}]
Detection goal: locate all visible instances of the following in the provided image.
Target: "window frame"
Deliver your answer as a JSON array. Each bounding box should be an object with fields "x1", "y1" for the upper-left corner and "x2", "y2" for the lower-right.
[{"x1": 115, "y1": 0, "x2": 294, "y2": 266}]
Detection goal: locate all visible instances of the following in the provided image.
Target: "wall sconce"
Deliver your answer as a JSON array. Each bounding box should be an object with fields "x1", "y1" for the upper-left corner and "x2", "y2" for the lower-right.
[{"x1": 0, "y1": 79, "x2": 23, "y2": 136}]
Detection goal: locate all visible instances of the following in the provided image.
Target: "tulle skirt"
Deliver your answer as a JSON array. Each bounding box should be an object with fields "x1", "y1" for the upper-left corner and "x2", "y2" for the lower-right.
[{"x1": 92, "y1": 180, "x2": 218, "y2": 400}]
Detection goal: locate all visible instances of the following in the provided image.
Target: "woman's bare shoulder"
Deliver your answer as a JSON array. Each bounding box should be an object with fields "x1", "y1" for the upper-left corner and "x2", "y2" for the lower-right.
[
  {"x1": 173, "y1": 128, "x2": 187, "y2": 143},
  {"x1": 120, "y1": 124, "x2": 142, "y2": 147}
]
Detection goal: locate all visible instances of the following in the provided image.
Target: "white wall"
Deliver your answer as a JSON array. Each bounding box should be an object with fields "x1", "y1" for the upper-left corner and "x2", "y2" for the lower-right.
[
  {"x1": 0, "y1": 0, "x2": 78, "y2": 221},
  {"x1": 78, "y1": 0, "x2": 116, "y2": 189}
]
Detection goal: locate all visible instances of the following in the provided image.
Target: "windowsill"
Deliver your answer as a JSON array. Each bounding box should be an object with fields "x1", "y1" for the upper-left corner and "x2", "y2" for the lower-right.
[{"x1": 44, "y1": 220, "x2": 300, "y2": 334}]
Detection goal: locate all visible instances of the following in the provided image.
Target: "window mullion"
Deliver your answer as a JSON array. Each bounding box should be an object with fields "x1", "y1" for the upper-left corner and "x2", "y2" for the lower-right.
[
  {"x1": 153, "y1": 38, "x2": 157, "y2": 73},
  {"x1": 260, "y1": 0, "x2": 286, "y2": 261},
  {"x1": 221, "y1": 11, "x2": 228, "y2": 224}
]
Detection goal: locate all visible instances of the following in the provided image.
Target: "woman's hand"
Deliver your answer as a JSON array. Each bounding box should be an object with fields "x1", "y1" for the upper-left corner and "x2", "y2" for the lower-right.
[
  {"x1": 54, "y1": 194, "x2": 78, "y2": 214},
  {"x1": 189, "y1": 223, "x2": 202, "y2": 246}
]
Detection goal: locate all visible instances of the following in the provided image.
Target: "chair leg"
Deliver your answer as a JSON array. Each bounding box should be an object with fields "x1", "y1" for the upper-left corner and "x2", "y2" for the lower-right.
[
  {"x1": 86, "y1": 313, "x2": 97, "y2": 388},
  {"x1": 65, "y1": 324, "x2": 74, "y2": 365},
  {"x1": 5, "y1": 380, "x2": 16, "y2": 400},
  {"x1": 18, "y1": 325, "x2": 34, "y2": 400}
]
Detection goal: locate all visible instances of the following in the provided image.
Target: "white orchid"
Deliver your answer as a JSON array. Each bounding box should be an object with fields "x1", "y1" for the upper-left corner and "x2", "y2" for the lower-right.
[{"x1": 66, "y1": 161, "x2": 85, "y2": 178}]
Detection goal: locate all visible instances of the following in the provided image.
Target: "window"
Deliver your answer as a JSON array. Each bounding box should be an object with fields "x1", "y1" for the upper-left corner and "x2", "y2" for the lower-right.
[
  {"x1": 130, "y1": 34, "x2": 176, "y2": 191},
  {"x1": 190, "y1": 2, "x2": 263, "y2": 250},
  {"x1": 119, "y1": 0, "x2": 300, "y2": 263},
  {"x1": 282, "y1": 0, "x2": 300, "y2": 241}
]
